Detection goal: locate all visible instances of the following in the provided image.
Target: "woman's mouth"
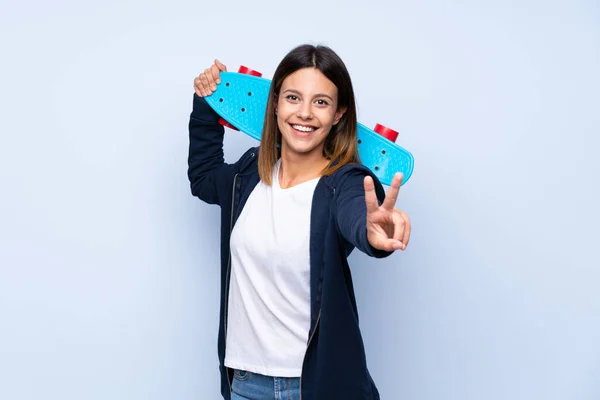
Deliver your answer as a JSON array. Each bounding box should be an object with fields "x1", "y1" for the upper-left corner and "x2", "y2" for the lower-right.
[{"x1": 290, "y1": 124, "x2": 317, "y2": 136}]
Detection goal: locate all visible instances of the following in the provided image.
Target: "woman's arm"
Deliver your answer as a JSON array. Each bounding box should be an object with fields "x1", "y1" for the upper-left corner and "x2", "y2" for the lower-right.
[{"x1": 187, "y1": 93, "x2": 235, "y2": 206}]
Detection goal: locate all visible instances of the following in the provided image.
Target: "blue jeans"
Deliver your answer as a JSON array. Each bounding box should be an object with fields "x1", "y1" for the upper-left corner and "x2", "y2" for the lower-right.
[{"x1": 230, "y1": 369, "x2": 301, "y2": 400}]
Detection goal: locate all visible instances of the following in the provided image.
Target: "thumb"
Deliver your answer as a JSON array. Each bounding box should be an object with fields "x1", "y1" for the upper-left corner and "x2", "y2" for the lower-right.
[{"x1": 215, "y1": 59, "x2": 227, "y2": 72}]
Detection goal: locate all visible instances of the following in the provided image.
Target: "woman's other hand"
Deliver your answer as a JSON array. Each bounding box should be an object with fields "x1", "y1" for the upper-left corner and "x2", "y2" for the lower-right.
[{"x1": 194, "y1": 59, "x2": 227, "y2": 97}]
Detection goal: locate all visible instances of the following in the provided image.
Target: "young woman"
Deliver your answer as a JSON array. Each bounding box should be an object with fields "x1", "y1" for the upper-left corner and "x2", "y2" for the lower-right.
[{"x1": 188, "y1": 44, "x2": 411, "y2": 400}]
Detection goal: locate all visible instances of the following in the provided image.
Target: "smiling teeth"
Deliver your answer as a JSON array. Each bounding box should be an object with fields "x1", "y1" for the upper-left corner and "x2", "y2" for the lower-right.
[{"x1": 292, "y1": 125, "x2": 316, "y2": 132}]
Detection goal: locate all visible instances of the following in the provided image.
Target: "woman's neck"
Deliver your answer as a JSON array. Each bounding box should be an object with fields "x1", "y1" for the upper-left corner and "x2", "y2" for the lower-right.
[{"x1": 278, "y1": 148, "x2": 329, "y2": 189}]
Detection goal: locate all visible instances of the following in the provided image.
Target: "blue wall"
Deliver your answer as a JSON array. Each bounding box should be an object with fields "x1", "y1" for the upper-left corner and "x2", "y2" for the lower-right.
[{"x1": 1, "y1": 1, "x2": 598, "y2": 399}]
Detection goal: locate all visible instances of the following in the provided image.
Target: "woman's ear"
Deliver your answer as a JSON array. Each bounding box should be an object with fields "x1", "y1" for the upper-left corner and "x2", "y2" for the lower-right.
[{"x1": 333, "y1": 107, "x2": 347, "y2": 125}]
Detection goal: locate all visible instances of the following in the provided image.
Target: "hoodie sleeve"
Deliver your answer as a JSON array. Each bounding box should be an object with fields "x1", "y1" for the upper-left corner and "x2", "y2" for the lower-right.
[
  {"x1": 187, "y1": 93, "x2": 235, "y2": 206},
  {"x1": 334, "y1": 169, "x2": 393, "y2": 259}
]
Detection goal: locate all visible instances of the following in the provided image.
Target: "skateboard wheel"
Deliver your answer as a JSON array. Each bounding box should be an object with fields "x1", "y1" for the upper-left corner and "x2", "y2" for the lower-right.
[
  {"x1": 238, "y1": 66, "x2": 262, "y2": 77},
  {"x1": 219, "y1": 118, "x2": 239, "y2": 131},
  {"x1": 374, "y1": 124, "x2": 399, "y2": 142}
]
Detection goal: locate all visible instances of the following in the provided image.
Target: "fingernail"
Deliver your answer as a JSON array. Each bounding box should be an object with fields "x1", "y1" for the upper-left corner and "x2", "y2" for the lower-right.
[{"x1": 216, "y1": 79, "x2": 221, "y2": 84}]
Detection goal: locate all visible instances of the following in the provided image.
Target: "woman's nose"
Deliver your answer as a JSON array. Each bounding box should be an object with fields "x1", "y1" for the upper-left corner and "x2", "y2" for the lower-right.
[{"x1": 297, "y1": 103, "x2": 313, "y2": 119}]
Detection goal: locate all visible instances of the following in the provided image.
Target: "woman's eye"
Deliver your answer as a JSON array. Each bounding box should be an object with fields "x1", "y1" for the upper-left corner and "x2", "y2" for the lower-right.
[
  {"x1": 286, "y1": 95, "x2": 299, "y2": 101},
  {"x1": 316, "y1": 99, "x2": 329, "y2": 106}
]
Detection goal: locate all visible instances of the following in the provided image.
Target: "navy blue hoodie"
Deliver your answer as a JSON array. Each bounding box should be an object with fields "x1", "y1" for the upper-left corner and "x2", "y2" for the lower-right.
[{"x1": 188, "y1": 94, "x2": 392, "y2": 399}]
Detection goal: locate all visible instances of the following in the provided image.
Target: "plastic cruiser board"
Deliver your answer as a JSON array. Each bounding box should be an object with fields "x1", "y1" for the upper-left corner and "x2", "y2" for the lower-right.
[{"x1": 204, "y1": 66, "x2": 414, "y2": 186}]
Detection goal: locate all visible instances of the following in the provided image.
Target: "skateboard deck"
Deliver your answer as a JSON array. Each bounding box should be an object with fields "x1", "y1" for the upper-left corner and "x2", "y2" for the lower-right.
[{"x1": 204, "y1": 69, "x2": 414, "y2": 186}]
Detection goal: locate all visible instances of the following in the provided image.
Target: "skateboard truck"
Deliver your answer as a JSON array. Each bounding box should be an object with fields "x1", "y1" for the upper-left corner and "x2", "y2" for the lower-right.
[{"x1": 219, "y1": 66, "x2": 263, "y2": 131}]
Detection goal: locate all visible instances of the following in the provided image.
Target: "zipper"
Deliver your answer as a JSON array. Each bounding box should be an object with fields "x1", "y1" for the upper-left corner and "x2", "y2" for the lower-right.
[
  {"x1": 299, "y1": 309, "x2": 321, "y2": 400},
  {"x1": 224, "y1": 173, "x2": 239, "y2": 393},
  {"x1": 299, "y1": 185, "x2": 333, "y2": 399},
  {"x1": 224, "y1": 152, "x2": 255, "y2": 394}
]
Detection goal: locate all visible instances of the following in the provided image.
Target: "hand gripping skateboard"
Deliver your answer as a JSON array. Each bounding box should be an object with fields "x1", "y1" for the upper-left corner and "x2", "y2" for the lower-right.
[{"x1": 204, "y1": 66, "x2": 414, "y2": 186}]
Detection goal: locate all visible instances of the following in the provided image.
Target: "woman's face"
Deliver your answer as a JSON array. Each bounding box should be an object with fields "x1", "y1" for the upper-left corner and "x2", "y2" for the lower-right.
[{"x1": 275, "y1": 67, "x2": 346, "y2": 159}]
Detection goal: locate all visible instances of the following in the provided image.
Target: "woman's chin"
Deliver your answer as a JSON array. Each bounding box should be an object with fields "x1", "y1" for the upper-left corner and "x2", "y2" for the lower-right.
[{"x1": 281, "y1": 140, "x2": 321, "y2": 156}]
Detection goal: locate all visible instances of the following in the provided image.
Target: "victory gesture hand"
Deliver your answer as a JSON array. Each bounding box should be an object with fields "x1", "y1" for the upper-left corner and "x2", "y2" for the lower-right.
[{"x1": 364, "y1": 173, "x2": 411, "y2": 252}]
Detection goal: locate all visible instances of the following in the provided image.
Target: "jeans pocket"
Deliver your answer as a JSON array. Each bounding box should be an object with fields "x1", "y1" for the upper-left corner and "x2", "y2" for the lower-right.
[{"x1": 233, "y1": 369, "x2": 250, "y2": 381}]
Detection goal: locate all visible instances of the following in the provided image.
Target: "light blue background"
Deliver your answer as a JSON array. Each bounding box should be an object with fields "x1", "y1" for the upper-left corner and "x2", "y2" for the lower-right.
[{"x1": 1, "y1": 0, "x2": 598, "y2": 399}]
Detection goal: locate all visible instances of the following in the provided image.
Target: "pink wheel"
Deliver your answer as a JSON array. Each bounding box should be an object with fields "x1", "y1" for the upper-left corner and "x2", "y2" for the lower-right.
[
  {"x1": 219, "y1": 118, "x2": 239, "y2": 131},
  {"x1": 238, "y1": 66, "x2": 262, "y2": 77},
  {"x1": 374, "y1": 124, "x2": 399, "y2": 142}
]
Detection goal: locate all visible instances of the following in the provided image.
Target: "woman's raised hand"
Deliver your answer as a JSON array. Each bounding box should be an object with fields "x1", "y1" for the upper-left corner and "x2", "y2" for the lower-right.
[{"x1": 194, "y1": 59, "x2": 227, "y2": 97}]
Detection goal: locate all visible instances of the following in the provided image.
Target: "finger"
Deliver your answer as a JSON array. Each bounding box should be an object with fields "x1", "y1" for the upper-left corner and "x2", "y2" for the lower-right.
[
  {"x1": 196, "y1": 76, "x2": 206, "y2": 97},
  {"x1": 374, "y1": 237, "x2": 404, "y2": 252},
  {"x1": 381, "y1": 172, "x2": 403, "y2": 211},
  {"x1": 197, "y1": 76, "x2": 207, "y2": 97},
  {"x1": 194, "y1": 77, "x2": 203, "y2": 97},
  {"x1": 400, "y1": 210, "x2": 411, "y2": 246},
  {"x1": 210, "y1": 64, "x2": 221, "y2": 88},
  {"x1": 392, "y1": 210, "x2": 405, "y2": 241},
  {"x1": 215, "y1": 59, "x2": 227, "y2": 73},
  {"x1": 364, "y1": 176, "x2": 379, "y2": 214},
  {"x1": 199, "y1": 73, "x2": 212, "y2": 96},
  {"x1": 392, "y1": 210, "x2": 407, "y2": 250},
  {"x1": 204, "y1": 68, "x2": 216, "y2": 92}
]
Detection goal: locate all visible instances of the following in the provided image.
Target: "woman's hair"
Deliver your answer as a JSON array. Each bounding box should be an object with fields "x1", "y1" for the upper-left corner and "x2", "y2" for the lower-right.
[{"x1": 258, "y1": 44, "x2": 360, "y2": 185}]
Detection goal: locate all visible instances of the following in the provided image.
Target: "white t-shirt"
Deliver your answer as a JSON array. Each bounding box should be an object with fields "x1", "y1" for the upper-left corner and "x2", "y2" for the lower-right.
[{"x1": 224, "y1": 159, "x2": 319, "y2": 377}]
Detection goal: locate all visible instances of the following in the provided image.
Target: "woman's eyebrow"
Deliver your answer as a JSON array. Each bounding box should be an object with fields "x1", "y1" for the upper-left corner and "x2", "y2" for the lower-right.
[{"x1": 282, "y1": 88, "x2": 334, "y2": 101}]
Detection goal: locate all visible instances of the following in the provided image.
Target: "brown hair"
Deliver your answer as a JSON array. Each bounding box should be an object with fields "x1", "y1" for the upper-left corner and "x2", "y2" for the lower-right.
[{"x1": 258, "y1": 44, "x2": 360, "y2": 185}]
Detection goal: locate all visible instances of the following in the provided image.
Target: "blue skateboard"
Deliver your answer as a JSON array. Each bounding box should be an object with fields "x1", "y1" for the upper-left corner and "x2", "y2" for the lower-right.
[{"x1": 204, "y1": 66, "x2": 414, "y2": 186}]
